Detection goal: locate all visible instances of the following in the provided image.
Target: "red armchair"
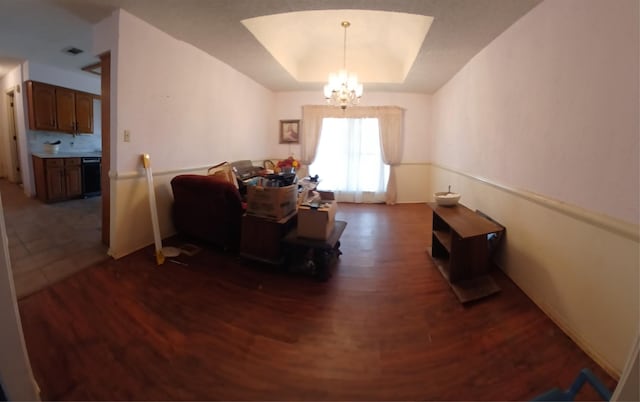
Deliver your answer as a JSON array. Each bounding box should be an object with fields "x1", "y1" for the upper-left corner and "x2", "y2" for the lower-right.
[{"x1": 170, "y1": 174, "x2": 245, "y2": 250}]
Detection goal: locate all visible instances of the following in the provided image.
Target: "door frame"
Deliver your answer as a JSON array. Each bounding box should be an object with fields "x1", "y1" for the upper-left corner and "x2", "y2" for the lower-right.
[
  {"x1": 100, "y1": 52, "x2": 110, "y2": 247},
  {"x1": 4, "y1": 89, "x2": 22, "y2": 184}
]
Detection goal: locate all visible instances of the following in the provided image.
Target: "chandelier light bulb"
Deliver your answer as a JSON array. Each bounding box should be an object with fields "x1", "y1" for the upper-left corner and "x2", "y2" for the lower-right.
[{"x1": 323, "y1": 84, "x2": 332, "y2": 98}]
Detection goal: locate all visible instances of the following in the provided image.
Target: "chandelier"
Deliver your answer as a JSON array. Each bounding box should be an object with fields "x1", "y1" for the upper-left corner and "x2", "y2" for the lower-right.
[{"x1": 323, "y1": 21, "x2": 363, "y2": 109}]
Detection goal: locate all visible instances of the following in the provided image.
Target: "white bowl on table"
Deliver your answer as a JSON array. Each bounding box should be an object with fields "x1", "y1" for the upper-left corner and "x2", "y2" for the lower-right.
[{"x1": 434, "y1": 191, "x2": 461, "y2": 207}]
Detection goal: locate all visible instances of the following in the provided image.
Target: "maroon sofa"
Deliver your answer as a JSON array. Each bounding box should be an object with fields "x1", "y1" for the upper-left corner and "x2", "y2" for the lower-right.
[{"x1": 170, "y1": 174, "x2": 245, "y2": 250}]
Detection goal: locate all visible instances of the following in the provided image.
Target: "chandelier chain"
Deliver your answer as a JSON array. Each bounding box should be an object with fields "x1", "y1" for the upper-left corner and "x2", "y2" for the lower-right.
[{"x1": 342, "y1": 21, "x2": 348, "y2": 70}]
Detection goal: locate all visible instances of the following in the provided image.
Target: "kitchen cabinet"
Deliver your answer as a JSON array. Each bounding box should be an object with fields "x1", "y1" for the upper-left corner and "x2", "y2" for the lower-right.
[
  {"x1": 74, "y1": 92, "x2": 94, "y2": 133},
  {"x1": 55, "y1": 87, "x2": 76, "y2": 133},
  {"x1": 27, "y1": 82, "x2": 57, "y2": 131},
  {"x1": 33, "y1": 156, "x2": 82, "y2": 202},
  {"x1": 27, "y1": 81, "x2": 95, "y2": 134}
]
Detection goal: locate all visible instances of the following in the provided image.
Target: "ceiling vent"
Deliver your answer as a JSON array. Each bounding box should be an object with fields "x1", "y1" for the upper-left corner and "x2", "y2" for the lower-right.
[{"x1": 62, "y1": 47, "x2": 84, "y2": 55}]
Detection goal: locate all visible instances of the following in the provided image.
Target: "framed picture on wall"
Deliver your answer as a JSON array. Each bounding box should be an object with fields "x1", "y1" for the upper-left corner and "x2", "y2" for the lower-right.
[{"x1": 279, "y1": 120, "x2": 300, "y2": 144}]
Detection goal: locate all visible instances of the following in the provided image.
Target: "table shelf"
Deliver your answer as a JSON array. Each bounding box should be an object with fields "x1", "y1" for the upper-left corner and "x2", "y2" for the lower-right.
[
  {"x1": 427, "y1": 247, "x2": 451, "y2": 281},
  {"x1": 432, "y1": 229, "x2": 452, "y2": 253}
]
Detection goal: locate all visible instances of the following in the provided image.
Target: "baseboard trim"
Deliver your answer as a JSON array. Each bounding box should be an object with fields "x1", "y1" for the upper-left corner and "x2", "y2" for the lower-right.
[{"x1": 430, "y1": 163, "x2": 638, "y2": 241}]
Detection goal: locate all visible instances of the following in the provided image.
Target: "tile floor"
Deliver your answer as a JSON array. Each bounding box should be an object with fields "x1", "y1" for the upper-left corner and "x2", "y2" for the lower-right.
[{"x1": 0, "y1": 179, "x2": 109, "y2": 299}]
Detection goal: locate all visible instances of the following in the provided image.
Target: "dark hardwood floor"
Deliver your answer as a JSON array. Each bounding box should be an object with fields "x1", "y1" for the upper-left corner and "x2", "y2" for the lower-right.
[{"x1": 18, "y1": 203, "x2": 616, "y2": 400}]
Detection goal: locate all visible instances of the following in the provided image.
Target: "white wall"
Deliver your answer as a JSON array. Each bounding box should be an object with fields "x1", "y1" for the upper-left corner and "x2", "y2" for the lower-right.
[
  {"x1": 25, "y1": 61, "x2": 100, "y2": 94},
  {"x1": 429, "y1": 0, "x2": 639, "y2": 375},
  {"x1": 0, "y1": 193, "x2": 39, "y2": 401},
  {"x1": 431, "y1": 0, "x2": 639, "y2": 225},
  {"x1": 115, "y1": 10, "x2": 275, "y2": 174},
  {"x1": 96, "y1": 9, "x2": 276, "y2": 258}
]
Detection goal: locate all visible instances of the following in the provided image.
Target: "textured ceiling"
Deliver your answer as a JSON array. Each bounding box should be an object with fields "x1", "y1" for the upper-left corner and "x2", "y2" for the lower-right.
[
  {"x1": 242, "y1": 10, "x2": 434, "y2": 84},
  {"x1": 0, "y1": 0, "x2": 542, "y2": 94}
]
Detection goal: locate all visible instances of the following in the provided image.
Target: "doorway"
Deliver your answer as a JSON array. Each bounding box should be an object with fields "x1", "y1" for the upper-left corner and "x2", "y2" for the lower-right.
[{"x1": 5, "y1": 90, "x2": 22, "y2": 184}]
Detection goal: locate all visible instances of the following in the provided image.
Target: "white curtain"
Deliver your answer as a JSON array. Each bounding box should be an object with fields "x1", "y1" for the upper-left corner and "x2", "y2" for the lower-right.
[
  {"x1": 377, "y1": 108, "x2": 404, "y2": 204},
  {"x1": 300, "y1": 106, "x2": 325, "y2": 166},
  {"x1": 301, "y1": 105, "x2": 404, "y2": 204},
  {"x1": 310, "y1": 118, "x2": 389, "y2": 203}
]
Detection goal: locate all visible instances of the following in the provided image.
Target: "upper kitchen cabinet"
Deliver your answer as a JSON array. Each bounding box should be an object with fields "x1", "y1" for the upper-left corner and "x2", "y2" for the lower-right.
[
  {"x1": 27, "y1": 82, "x2": 57, "y2": 131},
  {"x1": 74, "y1": 92, "x2": 94, "y2": 133},
  {"x1": 55, "y1": 86, "x2": 76, "y2": 132},
  {"x1": 26, "y1": 80, "x2": 97, "y2": 134}
]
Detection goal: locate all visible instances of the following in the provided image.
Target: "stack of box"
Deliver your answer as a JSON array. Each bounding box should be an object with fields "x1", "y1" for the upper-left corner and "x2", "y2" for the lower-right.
[
  {"x1": 246, "y1": 184, "x2": 298, "y2": 221},
  {"x1": 242, "y1": 183, "x2": 298, "y2": 263},
  {"x1": 297, "y1": 191, "x2": 337, "y2": 240}
]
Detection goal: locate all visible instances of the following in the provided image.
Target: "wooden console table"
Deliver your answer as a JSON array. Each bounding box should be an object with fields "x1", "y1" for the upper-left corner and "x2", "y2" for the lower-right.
[{"x1": 427, "y1": 203, "x2": 505, "y2": 303}]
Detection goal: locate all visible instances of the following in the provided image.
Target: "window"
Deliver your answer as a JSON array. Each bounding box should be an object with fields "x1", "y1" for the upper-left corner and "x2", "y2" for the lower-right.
[{"x1": 309, "y1": 118, "x2": 389, "y2": 203}]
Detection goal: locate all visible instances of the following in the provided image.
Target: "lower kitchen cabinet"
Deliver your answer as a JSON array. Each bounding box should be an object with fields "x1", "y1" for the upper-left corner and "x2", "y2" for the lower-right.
[{"x1": 33, "y1": 156, "x2": 82, "y2": 202}]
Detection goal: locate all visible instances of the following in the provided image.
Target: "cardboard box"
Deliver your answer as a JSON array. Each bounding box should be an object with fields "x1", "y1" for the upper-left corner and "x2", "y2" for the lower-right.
[
  {"x1": 246, "y1": 184, "x2": 298, "y2": 221},
  {"x1": 297, "y1": 191, "x2": 337, "y2": 240},
  {"x1": 240, "y1": 212, "x2": 297, "y2": 263}
]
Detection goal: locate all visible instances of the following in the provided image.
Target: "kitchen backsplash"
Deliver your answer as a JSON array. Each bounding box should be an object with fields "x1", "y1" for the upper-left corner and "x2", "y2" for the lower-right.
[
  {"x1": 29, "y1": 98, "x2": 102, "y2": 154},
  {"x1": 30, "y1": 131, "x2": 102, "y2": 154}
]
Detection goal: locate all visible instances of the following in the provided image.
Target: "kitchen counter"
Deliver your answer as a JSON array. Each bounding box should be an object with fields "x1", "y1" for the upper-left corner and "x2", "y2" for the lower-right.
[{"x1": 32, "y1": 151, "x2": 102, "y2": 159}]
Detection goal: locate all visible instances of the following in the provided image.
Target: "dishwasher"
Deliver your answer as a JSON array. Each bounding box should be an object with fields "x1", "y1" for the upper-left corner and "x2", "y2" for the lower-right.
[{"x1": 81, "y1": 157, "x2": 101, "y2": 197}]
